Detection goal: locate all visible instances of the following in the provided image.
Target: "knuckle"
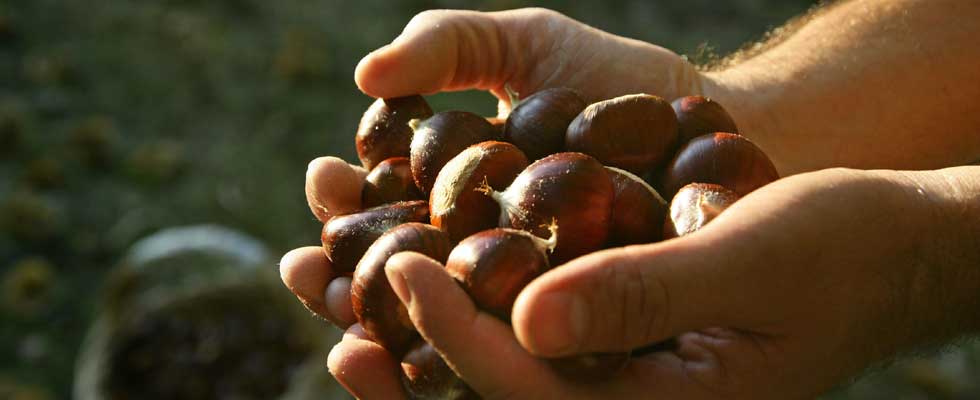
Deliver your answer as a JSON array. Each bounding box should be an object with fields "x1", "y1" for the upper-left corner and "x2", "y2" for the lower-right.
[{"x1": 591, "y1": 255, "x2": 670, "y2": 350}]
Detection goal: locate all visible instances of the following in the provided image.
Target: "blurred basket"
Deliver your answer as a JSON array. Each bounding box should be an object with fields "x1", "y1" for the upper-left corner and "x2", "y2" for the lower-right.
[{"x1": 73, "y1": 225, "x2": 347, "y2": 400}]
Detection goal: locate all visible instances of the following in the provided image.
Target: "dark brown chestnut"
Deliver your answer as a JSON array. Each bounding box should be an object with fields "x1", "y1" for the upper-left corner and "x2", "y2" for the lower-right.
[
  {"x1": 671, "y1": 95, "x2": 739, "y2": 145},
  {"x1": 605, "y1": 166, "x2": 668, "y2": 246},
  {"x1": 321, "y1": 200, "x2": 429, "y2": 274},
  {"x1": 445, "y1": 226, "x2": 556, "y2": 320},
  {"x1": 565, "y1": 94, "x2": 678, "y2": 176},
  {"x1": 504, "y1": 87, "x2": 587, "y2": 161},
  {"x1": 661, "y1": 132, "x2": 779, "y2": 200},
  {"x1": 356, "y1": 96, "x2": 434, "y2": 170},
  {"x1": 481, "y1": 152, "x2": 613, "y2": 265},
  {"x1": 430, "y1": 141, "x2": 529, "y2": 243},
  {"x1": 351, "y1": 223, "x2": 451, "y2": 356},
  {"x1": 409, "y1": 111, "x2": 501, "y2": 196},
  {"x1": 362, "y1": 157, "x2": 424, "y2": 208},
  {"x1": 486, "y1": 117, "x2": 506, "y2": 137},
  {"x1": 664, "y1": 183, "x2": 739, "y2": 239},
  {"x1": 550, "y1": 352, "x2": 631, "y2": 381},
  {"x1": 400, "y1": 340, "x2": 479, "y2": 400}
]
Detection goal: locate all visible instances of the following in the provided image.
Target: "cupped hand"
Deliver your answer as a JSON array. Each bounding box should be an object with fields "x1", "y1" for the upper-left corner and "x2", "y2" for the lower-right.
[{"x1": 312, "y1": 166, "x2": 963, "y2": 399}]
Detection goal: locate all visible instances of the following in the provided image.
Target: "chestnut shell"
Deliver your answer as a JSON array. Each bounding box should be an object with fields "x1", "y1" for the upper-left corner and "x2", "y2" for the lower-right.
[
  {"x1": 504, "y1": 87, "x2": 587, "y2": 161},
  {"x1": 356, "y1": 96, "x2": 434, "y2": 170},
  {"x1": 430, "y1": 141, "x2": 529, "y2": 243},
  {"x1": 565, "y1": 94, "x2": 678, "y2": 176},
  {"x1": 445, "y1": 228, "x2": 549, "y2": 320},
  {"x1": 400, "y1": 341, "x2": 479, "y2": 400},
  {"x1": 321, "y1": 200, "x2": 429, "y2": 274},
  {"x1": 671, "y1": 95, "x2": 739, "y2": 145},
  {"x1": 661, "y1": 132, "x2": 778, "y2": 199},
  {"x1": 496, "y1": 152, "x2": 614, "y2": 265},
  {"x1": 664, "y1": 183, "x2": 739, "y2": 239},
  {"x1": 362, "y1": 157, "x2": 424, "y2": 208},
  {"x1": 351, "y1": 223, "x2": 451, "y2": 356},
  {"x1": 605, "y1": 167, "x2": 668, "y2": 246},
  {"x1": 410, "y1": 111, "x2": 501, "y2": 195}
]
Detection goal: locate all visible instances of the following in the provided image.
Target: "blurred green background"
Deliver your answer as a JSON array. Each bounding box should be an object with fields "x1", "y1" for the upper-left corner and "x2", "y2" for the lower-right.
[{"x1": 1, "y1": 0, "x2": 978, "y2": 399}]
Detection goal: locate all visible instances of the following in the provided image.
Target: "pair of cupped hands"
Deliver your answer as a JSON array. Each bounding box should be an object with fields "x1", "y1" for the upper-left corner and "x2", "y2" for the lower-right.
[{"x1": 280, "y1": 9, "x2": 955, "y2": 399}]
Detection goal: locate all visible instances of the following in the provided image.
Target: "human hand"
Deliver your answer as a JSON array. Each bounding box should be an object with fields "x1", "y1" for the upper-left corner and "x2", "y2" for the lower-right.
[{"x1": 303, "y1": 166, "x2": 976, "y2": 399}]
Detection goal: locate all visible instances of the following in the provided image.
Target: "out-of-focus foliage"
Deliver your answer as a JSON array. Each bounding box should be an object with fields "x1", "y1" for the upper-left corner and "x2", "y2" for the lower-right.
[{"x1": 2, "y1": 0, "x2": 977, "y2": 399}]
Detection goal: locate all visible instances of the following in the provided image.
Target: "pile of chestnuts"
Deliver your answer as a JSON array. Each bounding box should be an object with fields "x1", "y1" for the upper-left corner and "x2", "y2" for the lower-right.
[{"x1": 320, "y1": 88, "x2": 779, "y2": 399}]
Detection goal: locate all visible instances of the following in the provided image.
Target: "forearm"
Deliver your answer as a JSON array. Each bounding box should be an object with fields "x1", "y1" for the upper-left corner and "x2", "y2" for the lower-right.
[
  {"x1": 895, "y1": 165, "x2": 980, "y2": 343},
  {"x1": 703, "y1": 0, "x2": 980, "y2": 175}
]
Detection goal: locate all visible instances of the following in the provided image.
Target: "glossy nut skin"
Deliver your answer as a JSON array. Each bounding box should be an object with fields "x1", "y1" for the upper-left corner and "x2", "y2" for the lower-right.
[
  {"x1": 550, "y1": 352, "x2": 631, "y2": 381},
  {"x1": 430, "y1": 141, "x2": 529, "y2": 243},
  {"x1": 492, "y1": 152, "x2": 614, "y2": 265},
  {"x1": 661, "y1": 132, "x2": 779, "y2": 199},
  {"x1": 351, "y1": 223, "x2": 451, "y2": 356},
  {"x1": 663, "y1": 183, "x2": 739, "y2": 239},
  {"x1": 362, "y1": 157, "x2": 424, "y2": 208},
  {"x1": 605, "y1": 167, "x2": 668, "y2": 246},
  {"x1": 321, "y1": 200, "x2": 429, "y2": 275},
  {"x1": 671, "y1": 95, "x2": 739, "y2": 145},
  {"x1": 410, "y1": 111, "x2": 501, "y2": 196},
  {"x1": 445, "y1": 228, "x2": 550, "y2": 320},
  {"x1": 400, "y1": 340, "x2": 479, "y2": 400},
  {"x1": 504, "y1": 87, "x2": 587, "y2": 161},
  {"x1": 356, "y1": 96, "x2": 434, "y2": 170},
  {"x1": 565, "y1": 94, "x2": 678, "y2": 176}
]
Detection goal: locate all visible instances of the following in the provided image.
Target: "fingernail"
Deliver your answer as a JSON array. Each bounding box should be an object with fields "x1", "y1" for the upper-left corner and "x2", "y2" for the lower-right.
[
  {"x1": 385, "y1": 262, "x2": 411, "y2": 306},
  {"x1": 530, "y1": 292, "x2": 589, "y2": 356}
]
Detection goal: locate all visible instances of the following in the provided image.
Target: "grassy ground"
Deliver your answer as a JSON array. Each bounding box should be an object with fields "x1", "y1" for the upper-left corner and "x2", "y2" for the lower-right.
[{"x1": 1, "y1": 1, "x2": 976, "y2": 398}]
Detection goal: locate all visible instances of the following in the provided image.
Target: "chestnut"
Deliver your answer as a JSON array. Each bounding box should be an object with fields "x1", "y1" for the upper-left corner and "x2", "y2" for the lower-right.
[
  {"x1": 663, "y1": 183, "x2": 739, "y2": 239},
  {"x1": 351, "y1": 223, "x2": 451, "y2": 356},
  {"x1": 671, "y1": 95, "x2": 739, "y2": 145},
  {"x1": 356, "y1": 95, "x2": 434, "y2": 170},
  {"x1": 504, "y1": 87, "x2": 587, "y2": 161},
  {"x1": 445, "y1": 226, "x2": 556, "y2": 320},
  {"x1": 321, "y1": 200, "x2": 429, "y2": 274},
  {"x1": 481, "y1": 152, "x2": 613, "y2": 265},
  {"x1": 565, "y1": 94, "x2": 678, "y2": 176},
  {"x1": 409, "y1": 111, "x2": 501, "y2": 195},
  {"x1": 486, "y1": 116, "x2": 506, "y2": 136},
  {"x1": 549, "y1": 352, "x2": 631, "y2": 381},
  {"x1": 362, "y1": 157, "x2": 424, "y2": 208},
  {"x1": 430, "y1": 141, "x2": 529, "y2": 243},
  {"x1": 661, "y1": 132, "x2": 779, "y2": 199},
  {"x1": 400, "y1": 340, "x2": 478, "y2": 400},
  {"x1": 605, "y1": 166, "x2": 668, "y2": 247}
]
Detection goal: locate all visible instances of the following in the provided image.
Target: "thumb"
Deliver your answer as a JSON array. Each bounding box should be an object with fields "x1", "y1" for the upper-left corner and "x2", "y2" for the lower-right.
[
  {"x1": 354, "y1": 8, "x2": 554, "y2": 99},
  {"x1": 511, "y1": 231, "x2": 764, "y2": 357}
]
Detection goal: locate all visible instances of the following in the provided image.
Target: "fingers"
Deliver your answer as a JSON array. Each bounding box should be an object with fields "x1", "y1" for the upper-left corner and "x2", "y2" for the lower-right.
[
  {"x1": 355, "y1": 8, "x2": 565, "y2": 99},
  {"x1": 384, "y1": 251, "x2": 570, "y2": 399},
  {"x1": 279, "y1": 247, "x2": 334, "y2": 319},
  {"x1": 306, "y1": 156, "x2": 364, "y2": 222},
  {"x1": 325, "y1": 276, "x2": 356, "y2": 328},
  {"x1": 328, "y1": 324, "x2": 407, "y2": 400},
  {"x1": 512, "y1": 234, "x2": 761, "y2": 357}
]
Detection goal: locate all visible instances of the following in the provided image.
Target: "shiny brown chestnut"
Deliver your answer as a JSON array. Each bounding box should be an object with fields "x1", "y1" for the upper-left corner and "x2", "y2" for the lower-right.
[
  {"x1": 661, "y1": 132, "x2": 779, "y2": 199},
  {"x1": 430, "y1": 141, "x2": 529, "y2": 243},
  {"x1": 565, "y1": 94, "x2": 678, "y2": 176},
  {"x1": 400, "y1": 340, "x2": 479, "y2": 400},
  {"x1": 664, "y1": 183, "x2": 739, "y2": 239},
  {"x1": 504, "y1": 87, "x2": 587, "y2": 161},
  {"x1": 409, "y1": 111, "x2": 501, "y2": 196},
  {"x1": 550, "y1": 352, "x2": 631, "y2": 381},
  {"x1": 445, "y1": 226, "x2": 556, "y2": 319},
  {"x1": 671, "y1": 95, "x2": 739, "y2": 145},
  {"x1": 605, "y1": 167, "x2": 668, "y2": 246},
  {"x1": 481, "y1": 152, "x2": 613, "y2": 265},
  {"x1": 356, "y1": 96, "x2": 434, "y2": 170},
  {"x1": 351, "y1": 223, "x2": 451, "y2": 356},
  {"x1": 362, "y1": 157, "x2": 424, "y2": 208},
  {"x1": 321, "y1": 200, "x2": 429, "y2": 274}
]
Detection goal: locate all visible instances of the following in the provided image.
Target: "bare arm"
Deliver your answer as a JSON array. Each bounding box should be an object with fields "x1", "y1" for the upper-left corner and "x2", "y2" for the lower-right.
[{"x1": 704, "y1": 0, "x2": 980, "y2": 175}]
